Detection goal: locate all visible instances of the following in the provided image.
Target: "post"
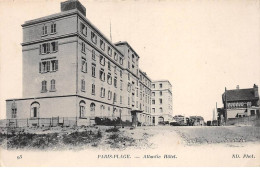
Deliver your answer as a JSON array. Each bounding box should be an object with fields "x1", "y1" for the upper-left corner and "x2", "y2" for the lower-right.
[
  {"x1": 224, "y1": 87, "x2": 227, "y2": 125},
  {"x1": 63, "y1": 117, "x2": 64, "y2": 127},
  {"x1": 50, "y1": 118, "x2": 52, "y2": 127},
  {"x1": 76, "y1": 116, "x2": 77, "y2": 127},
  {"x1": 27, "y1": 118, "x2": 29, "y2": 127},
  {"x1": 38, "y1": 117, "x2": 40, "y2": 127}
]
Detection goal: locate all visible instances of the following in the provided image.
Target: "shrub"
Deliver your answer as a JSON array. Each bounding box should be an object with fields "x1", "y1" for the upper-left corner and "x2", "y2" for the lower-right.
[{"x1": 105, "y1": 127, "x2": 119, "y2": 133}]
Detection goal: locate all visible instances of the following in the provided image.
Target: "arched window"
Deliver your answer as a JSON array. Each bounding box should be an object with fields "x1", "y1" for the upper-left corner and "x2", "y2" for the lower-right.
[
  {"x1": 30, "y1": 101, "x2": 40, "y2": 118},
  {"x1": 79, "y1": 100, "x2": 86, "y2": 118},
  {"x1": 100, "y1": 105, "x2": 105, "y2": 117},
  {"x1": 90, "y1": 102, "x2": 96, "y2": 113}
]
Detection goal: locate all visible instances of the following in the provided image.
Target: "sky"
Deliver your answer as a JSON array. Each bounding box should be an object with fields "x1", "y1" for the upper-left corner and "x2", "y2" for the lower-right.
[{"x1": 0, "y1": 0, "x2": 259, "y2": 121}]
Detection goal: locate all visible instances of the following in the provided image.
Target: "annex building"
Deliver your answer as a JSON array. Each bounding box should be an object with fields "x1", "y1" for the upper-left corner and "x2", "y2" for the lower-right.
[
  {"x1": 151, "y1": 80, "x2": 173, "y2": 125},
  {"x1": 6, "y1": 0, "x2": 172, "y2": 126}
]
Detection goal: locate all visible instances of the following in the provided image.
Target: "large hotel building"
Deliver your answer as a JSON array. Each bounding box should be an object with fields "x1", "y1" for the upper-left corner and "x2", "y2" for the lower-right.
[{"x1": 6, "y1": 0, "x2": 173, "y2": 126}]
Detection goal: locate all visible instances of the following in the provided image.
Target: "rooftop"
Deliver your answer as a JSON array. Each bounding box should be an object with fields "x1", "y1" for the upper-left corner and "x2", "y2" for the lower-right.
[{"x1": 223, "y1": 85, "x2": 259, "y2": 102}]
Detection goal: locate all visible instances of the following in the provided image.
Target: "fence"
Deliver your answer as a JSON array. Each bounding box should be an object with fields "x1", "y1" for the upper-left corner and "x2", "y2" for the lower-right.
[{"x1": 0, "y1": 115, "x2": 134, "y2": 128}]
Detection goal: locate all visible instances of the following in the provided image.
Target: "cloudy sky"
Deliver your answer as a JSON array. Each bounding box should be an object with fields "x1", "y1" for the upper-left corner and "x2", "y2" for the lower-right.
[{"x1": 0, "y1": 0, "x2": 259, "y2": 121}]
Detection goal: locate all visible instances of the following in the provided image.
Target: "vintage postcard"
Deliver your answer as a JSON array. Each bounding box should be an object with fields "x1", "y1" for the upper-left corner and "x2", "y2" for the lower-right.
[{"x1": 0, "y1": 0, "x2": 259, "y2": 167}]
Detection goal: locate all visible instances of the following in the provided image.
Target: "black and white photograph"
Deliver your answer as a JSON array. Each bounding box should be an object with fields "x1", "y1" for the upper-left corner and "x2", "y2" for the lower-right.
[{"x1": 0, "y1": 0, "x2": 259, "y2": 167}]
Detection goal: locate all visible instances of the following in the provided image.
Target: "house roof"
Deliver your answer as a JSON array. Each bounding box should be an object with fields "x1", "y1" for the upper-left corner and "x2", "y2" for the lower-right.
[{"x1": 223, "y1": 88, "x2": 259, "y2": 102}]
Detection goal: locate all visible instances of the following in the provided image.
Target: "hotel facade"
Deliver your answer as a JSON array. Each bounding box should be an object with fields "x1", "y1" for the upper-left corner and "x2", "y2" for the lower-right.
[{"x1": 6, "y1": 0, "x2": 172, "y2": 126}]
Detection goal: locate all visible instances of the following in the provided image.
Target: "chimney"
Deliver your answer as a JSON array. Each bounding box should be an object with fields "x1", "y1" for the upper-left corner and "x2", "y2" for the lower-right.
[
  {"x1": 236, "y1": 85, "x2": 239, "y2": 90},
  {"x1": 253, "y1": 84, "x2": 259, "y2": 98},
  {"x1": 61, "y1": 0, "x2": 86, "y2": 16}
]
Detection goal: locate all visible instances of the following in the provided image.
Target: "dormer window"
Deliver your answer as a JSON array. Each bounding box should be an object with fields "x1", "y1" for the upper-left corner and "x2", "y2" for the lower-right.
[
  {"x1": 100, "y1": 55, "x2": 105, "y2": 66},
  {"x1": 100, "y1": 39, "x2": 105, "y2": 50},
  {"x1": 108, "y1": 46, "x2": 112, "y2": 56},
  {"x1": 91, "y1": 31, "x2": 97, "y2": 44},
  {"x1": 80, "y1": 23, "x2": 87, "y2": 36},
  {"x1": 119, "y1": 57, "x2": 123, "y2": 65},
  {"x1": 114, "y1": 52, "x2": 118, "y2": 61}
]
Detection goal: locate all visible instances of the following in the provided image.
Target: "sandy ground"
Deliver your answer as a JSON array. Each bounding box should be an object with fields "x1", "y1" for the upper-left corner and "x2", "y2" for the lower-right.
[{"x1": 1, "y1": 125, "x2": 260, "y2": 166}]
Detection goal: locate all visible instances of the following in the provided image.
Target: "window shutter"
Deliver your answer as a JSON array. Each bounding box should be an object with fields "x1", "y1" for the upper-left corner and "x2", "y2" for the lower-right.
[
  {"x1": 39, "y1": 44, "x2": 42, "y2": 54},
  {"x1": 39, "y1": 62, "x2": 41, "y2": 73},
  {"x1": 47, "y1": 61, "x2": 50, "y2": 72},
  {"x1": 55, "y1": 41, "x2": 58, "y2": 51},
  {"x1": 55, "y1": 60, "x2": 58, "y2": 71}
]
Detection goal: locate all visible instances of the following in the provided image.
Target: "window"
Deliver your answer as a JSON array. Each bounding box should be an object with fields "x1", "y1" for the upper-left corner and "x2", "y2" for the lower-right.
[
  {"x1": 120, "y1": 80, "x2": 123, "y2": 90},
  {"x1": 40, "y1": 41, "x2": 58, "y2": 54},
  {"x1": 41, "y1": 80, "x2": 47, "y2": 92},
  {"x1": 114, "y1": 77, "x2": 117, "y2": 88},
  {"x1": 91, "y1": 31, "x2": 97, "y2": 44},
  {"x1": 160, "y1": 83, "x2": 162, "y2": 88},
  {"x1": 107, "y1": 73, "x2": 112, "y2": 85},
  {"x1": 120, "y1": 96, "x2": 122, "y2": 104},
  {"x1": 119, "y1": 57, "x2": 123, "y2": 65},
  {"x1": 42, "y1": 25, "x2": 47, "y2": 35},
  {"x1": 108, "y1": 90, "x2": 112, "y2": 100},
  {"x1": 128, "y1": 97, "x2": 130, "y2": 105},
  {"x1": 132, "y1": 54, "x2": 135, "y2": 62},
  {"x1": 51, "y1": 42, "x2": 58, "y2": 52},
  {"x1": 39, "y1": 60, "x2": 58, "y2": 73},
  {"x1": 120, "y1": 70, "x2": 122, "y2": 78},
  {"x1": 127, "y1": 83, "x2": 131, "y2": 92},
  {"x1": 81, "y1": 79, "x2": 85, "y2": 92},
  {"x1": 80, "y1": 23, "x2": 87, "y2": 36},
  {"x1": 159, "y1": 107, "x2": 163, "y2": 113},
  {"x1": 108, "y1": 46, "x2": 112, "y2": 56},
  {"x1": 108, "y1": 61, "x2": 111, "y2": 70},
  {"x1": 114, "y1": 66, "x2": 117, "y2": 75},
  {"x1": 50, "y1": 79, "x2": 56, "y2": 91},
  {"x1": 100, "y1": 39, "x2": 105, "y2": 50},
  {"x1": 81, "y1": 58, "x2": 87, "y2": 73},
  {"x1": 152, "y1": 92, "x2": 155, "y2": 97},
  {"x1": 113, "y1": 93, "x2": 117, "y2": 103},
  {"x1": 82, "y1": 42, "x2": 86, "y2": 53},
  {"x1": 159, "y1": 98, "x2": 162, "y2": 104},
  {"x1": 90, "y1": 103, "x2": 95, "y2": 112},
  {"x1": 160, "y1": 91, "x2": 162, "y2": 96},
  {"x1": 11, "y1": 102, "x2": 17, "y2": 118},
  {"x1": 114, "y1": 52, "x2": 118, "y2": 61},
  {"x1": 100, "y1": 87, "x2": 105, "y2": 98},
  {"x1": 152, "y1": 84, "x2": 155, "y2": 88},
  {"x1": 152, "y1": 100, "x2": 155, "y2": 104},
  {"x1": 91, "y1": 84, "x2": 95, "y2": 95},
  {"x1": 79, "y1": 101, "x2": 86, "y2": 118},
  {"x1": 152, "y1": 108, "x2": 155, "y2": 113},
  {"x1": 128, "y1": 73, "x2": 130, "y2": 80},
  {"x1": 31, "y1": 102, "x2": 40, "y2": 118},
  {"x1": 100, "y1": 55, "x2": 105, "y2": 66},
  {"x1": 92, "y1": 49, "x2": 95, "y2": 60},
  {"x1": 51, "y1": 23, "x2": 56, "y2": 34},
  {"x1": 128, "y1": 61, "x2": 130, "y2": 69},
  {"x1": 92, "y1": 63, "x2": 96, "y2": 77},
  {"x1": 99, "y1": 68, "x2": 105, "y2": 81}
]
